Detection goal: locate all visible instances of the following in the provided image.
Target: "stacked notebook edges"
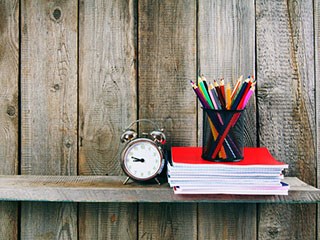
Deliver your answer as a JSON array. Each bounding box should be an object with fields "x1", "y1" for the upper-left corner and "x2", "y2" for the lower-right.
[{"x1": 168, "y1": 147, "x2": 289, "y2": 195}]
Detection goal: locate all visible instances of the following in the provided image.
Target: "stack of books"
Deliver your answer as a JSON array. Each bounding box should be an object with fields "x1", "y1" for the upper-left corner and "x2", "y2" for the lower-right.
[{"x1": 168, "y1": 147, "x2": 289, "y2": 195}]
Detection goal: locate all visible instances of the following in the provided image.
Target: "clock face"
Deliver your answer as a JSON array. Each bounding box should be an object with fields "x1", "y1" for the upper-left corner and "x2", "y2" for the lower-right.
[{"x1": 122, "y1": 138, "x2": 163, "y2": 180}]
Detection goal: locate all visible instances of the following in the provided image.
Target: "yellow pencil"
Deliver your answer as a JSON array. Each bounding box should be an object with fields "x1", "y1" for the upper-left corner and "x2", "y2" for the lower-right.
[{"x1": 208, "y1": 118, "x2": 226, "y2": 158}]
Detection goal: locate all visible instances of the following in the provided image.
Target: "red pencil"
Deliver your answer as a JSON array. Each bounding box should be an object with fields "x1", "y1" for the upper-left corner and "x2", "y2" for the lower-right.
[{"x1": 220, "y1": 78, "x2": 225, "y2": 102}]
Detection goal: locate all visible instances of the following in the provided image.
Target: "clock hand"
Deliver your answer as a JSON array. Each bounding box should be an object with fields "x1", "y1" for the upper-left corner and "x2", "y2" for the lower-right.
[{"x1": 131, "y1": 156, "x2": 145, "y2": 162}]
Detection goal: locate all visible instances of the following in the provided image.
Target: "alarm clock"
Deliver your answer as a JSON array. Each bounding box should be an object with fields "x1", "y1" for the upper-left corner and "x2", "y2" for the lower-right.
[{"x1": 120, "y1": 119, "x2": 166, "y2": 185}]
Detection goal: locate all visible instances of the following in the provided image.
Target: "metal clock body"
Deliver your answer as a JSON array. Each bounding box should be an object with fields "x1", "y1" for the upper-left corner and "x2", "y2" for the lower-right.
[
  {"x1": 120, "y1": 119, "x2": 166, "y2": 184},
  {"x1": 120, "y1": 138, "x2": 165, "y2": 182}
]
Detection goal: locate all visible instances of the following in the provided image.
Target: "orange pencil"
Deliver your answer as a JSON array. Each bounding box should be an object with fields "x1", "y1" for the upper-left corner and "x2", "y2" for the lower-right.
[
  {"x1": 225, "y1": 82, "x2": 231, "y2": 109},
  {"x1": 231, "y1": 75, "x2": 243, "y2": 100}
]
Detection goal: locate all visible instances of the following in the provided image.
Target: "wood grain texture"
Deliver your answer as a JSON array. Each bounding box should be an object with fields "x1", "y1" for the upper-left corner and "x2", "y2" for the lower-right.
[
  {"x1": 138, "y1": 0, "x2": 197, "y2": 147},
  {"x1": 315, "y1": 0, "x2": 320, "y2": 238},
  {"x1": 198, "y1": 203, "x2": 256, "y2": 240},
  {"x1": 198, "y1": 1, "x2": 257, "y2": 239},
  {"x1": 20, "y1": 0, "x2": 78, "y2": 239},
  {"x1": 21, "y1": 0, "x2": 78, "y2": 175},
  {"x1": 78, "y1": 1, "x2": 137, "y2": 239},
  {"x1": 0, "y1": 176, "x2": 318, "y2": 203},
  {"x1": 256, "y1": 0, "x2": 316, "y2": 239},
  {"x1": 139, "y1": 203, "x2": 196, "y2": 240},
  {"x1": 0, "y1": 0, "x2": 19, "y2": 175},
  {"x1": 0, "y1": 202, "x2": 18, "y2": 240},
  {"x1": 256, "y1": 0, "x2": 315, "y2": 184},
  {"x1": 0, "y1": 1, "x2": 19, "y2": 239},
  {"x1": 79, "y1": 203, "x2": 137, "y2": 240},
  {"x1": 258, "y1": 204, "x2": 316, "y2": 240},
  {"x1": 79, "y1": 0, "x2": 137, "y2": 176},
  {"x1": 138, "y1": 0, "x2": 197, "y2": 239},
  {"x1": 21, "y1": 202, "x2": 77, "y2": 240}
]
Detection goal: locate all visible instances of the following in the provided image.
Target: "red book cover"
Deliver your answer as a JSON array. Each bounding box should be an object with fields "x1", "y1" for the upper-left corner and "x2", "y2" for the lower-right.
[{"x1": 171, "y1": 147, "x2": 288, "y2": 167}]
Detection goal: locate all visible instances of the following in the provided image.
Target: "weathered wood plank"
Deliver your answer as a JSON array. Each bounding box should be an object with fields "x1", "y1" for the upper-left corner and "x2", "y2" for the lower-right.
[
  {"x1": 0, "y1": 0, "x2": 19, "y2": 175},
  {"x1": 0, "y1": 202, "x2": 18, "y2": 239},
  {"x1": 78, "y1": 0, "x2": 136, "y2": 176},
  {"x1": 256, "y1": 0, "x2": 316, "y2": 239},
  {"x1": 79, "y1": 203, "x2": 137, "y2": 240},
  {"x1": 0, "y1": 0, "x2": 19, "y2": 239},
  {"x1": 198, "y1": 203, "x2": 256, "y2": 239},
  {"x1": 315, "y1": 0, "x2": 320, "y2": 238},
  {"x1": 0, "y1": 176, "x2": 318, "y2": 203},
  {"x1": 138, "y1": 0, "x2": 197, "y2": 146},
  {"x1": 78, "y1": 0, "x2": 137, "y2": 239},
  {"x1": 139, "y1": 203, "x2": 196, "y2": 240},
  {"x1": 21, "y1": 202, "x2": 77, "y2": 240},
  {"x1": 198, "y1": 1, "x2": 257, "y2": 239},
  {"x1": 21, "y1": 0, "x2": 78, "y2": 175},
  {"x1": 20, "y1": 0, "x2": 78, "y2": 239},
  {"x1": 138, "y1": 0, "x2": 197, "y2": 239}
]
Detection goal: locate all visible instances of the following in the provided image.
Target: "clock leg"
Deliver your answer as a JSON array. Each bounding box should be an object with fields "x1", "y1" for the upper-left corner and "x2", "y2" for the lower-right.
[
  {"x1": 154, "y1": 177, "x2": 161, "y2": 185},
  {"x1": 123, "y1": 176, "x2": 130, "y2": 185}
]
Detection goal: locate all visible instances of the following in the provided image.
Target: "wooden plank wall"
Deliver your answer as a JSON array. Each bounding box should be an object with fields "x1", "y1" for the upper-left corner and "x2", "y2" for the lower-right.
[
  {"x1": 257, "y1": 0, "x2": 317, "y2": 238},
  {"x1": 0, "y1": 1, "x2": 19, "y2": 239},
  {"x1": 0, "y1": 0, "x2": 318, "y2": 239},
  {"x1": 21, "y1": 1, "x2": 78, "y2": 239},
  {"x1": 315, "y1": 0, "x2": 320, "y2": 238}
]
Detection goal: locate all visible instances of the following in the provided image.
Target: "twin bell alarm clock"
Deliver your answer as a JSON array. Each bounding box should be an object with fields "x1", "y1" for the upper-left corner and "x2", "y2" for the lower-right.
[{"x1": 120, "y1": 119, "x2": 166, "y2": 184}]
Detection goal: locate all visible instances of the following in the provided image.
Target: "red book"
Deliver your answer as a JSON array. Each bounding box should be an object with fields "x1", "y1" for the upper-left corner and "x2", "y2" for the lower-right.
[{"x1": 171, "y1": 147, "x2": 288, "y2": 168}]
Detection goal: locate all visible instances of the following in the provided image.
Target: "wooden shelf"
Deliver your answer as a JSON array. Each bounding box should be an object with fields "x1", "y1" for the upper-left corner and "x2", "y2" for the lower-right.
[{"x1": 0, "y1": 175, "x2": 319, "y2": 203}]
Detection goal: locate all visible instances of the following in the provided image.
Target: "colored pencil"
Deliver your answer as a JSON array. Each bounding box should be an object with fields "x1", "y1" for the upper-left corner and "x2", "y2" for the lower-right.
[
  {"x1": 231, "y1": 75, "x2": 243, "y2": 100},
  {"x1": 225, "y1": 82, "x2": 231, "y2": 109},
  {"x1": 190, "y1": 81, "x2": 210, "y2": 109},
  {"x1": 198, "y1": 77, "x2": 214, "y2": 109}
]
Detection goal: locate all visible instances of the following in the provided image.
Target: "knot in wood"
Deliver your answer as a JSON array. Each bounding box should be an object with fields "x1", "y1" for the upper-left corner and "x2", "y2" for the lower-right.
[
  {"x1": 7, "y1": 105, "x2": 16, "y2": 117},
  {"x1": 65, "y1": 141, "x2": 72, "y2": 148},
  {"x1": 51, "y1": 7, "x2": 62, "y2": 22},
  {"x1": 53, "y1": 84, "x2": 60, "y2": 90},
  {"x1": 110, "y1": 214, "x2": 117, "y2": 223},
  {"x1": 267, "y1": 227, "x2": 280, "y2": 238}
]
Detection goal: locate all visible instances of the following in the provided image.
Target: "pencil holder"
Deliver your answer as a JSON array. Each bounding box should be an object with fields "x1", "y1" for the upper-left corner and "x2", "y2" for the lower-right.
[{"x1": 202, "y1": 108, "x2": 245, "y2": 162}]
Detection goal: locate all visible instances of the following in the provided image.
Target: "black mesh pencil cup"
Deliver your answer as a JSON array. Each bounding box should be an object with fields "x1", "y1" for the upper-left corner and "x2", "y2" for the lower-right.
[{"x1": 202, "y1": 108, "x2": 245, "y2": 162}]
